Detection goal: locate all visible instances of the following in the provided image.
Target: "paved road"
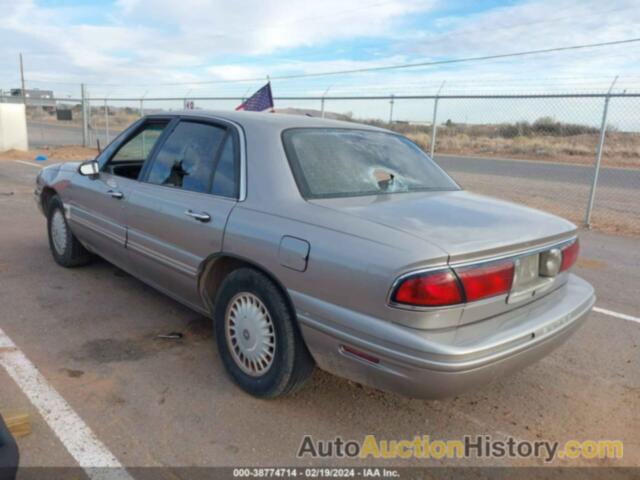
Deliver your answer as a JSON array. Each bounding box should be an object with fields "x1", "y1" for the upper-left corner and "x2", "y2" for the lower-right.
[
  {"x1": 27, "y1": 121, "x2": 639, "y2": 191},
  {"x1": 0, "y1": 159, "x2": 638, "y2": 475},
  {"x1": 435, "y1": 154, "x2": 639, "y2": 190}
]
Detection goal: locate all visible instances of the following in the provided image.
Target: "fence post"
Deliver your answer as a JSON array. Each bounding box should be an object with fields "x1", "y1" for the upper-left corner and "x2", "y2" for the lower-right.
[
  {"x1": 140, "y1": 91, "x2": 148, "y2": 118},
  {"x1": 104, "y1": 98, "x2": 110, "y2": 144},
  {"x1": 430, "y1": 81, "x2": 446, "y2": 159},
  {"x1": 320, "y1": 86, "x2": 331, "y2": 119},
  {"x1": 430, "y1": 97, "x2": 439, "y2": 159},
  {"x1": 584, "y1": 77, "x2": 617, "y2": 227},
  {"x1": 81, "y1": 83, "x2": 88, "y2": 148}
]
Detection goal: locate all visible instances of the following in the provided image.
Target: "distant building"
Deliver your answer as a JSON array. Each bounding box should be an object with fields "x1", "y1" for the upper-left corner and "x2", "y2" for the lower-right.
[{"x1": 4, "y1": 88, "x2": 56, "y2": 108}]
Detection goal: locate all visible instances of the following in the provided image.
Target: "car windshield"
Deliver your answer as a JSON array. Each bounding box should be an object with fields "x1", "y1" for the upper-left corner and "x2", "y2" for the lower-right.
[{"x1": 282, "y1": 128, "x2": 459, "y2": 198}]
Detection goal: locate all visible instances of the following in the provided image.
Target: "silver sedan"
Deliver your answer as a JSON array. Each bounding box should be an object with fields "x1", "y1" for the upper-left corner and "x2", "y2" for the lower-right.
[{"x1": 35, "y1": 111, "x2": 595, "y2": 399}]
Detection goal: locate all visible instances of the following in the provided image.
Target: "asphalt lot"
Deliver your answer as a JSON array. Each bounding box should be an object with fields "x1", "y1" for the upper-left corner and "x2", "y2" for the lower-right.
[{"x1": 0, "y1": 159, "x2": 638, "y2": 474}]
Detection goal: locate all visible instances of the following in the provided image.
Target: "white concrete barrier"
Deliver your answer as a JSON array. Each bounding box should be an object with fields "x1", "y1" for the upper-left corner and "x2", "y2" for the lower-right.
[{"x1": 0, "y1": 104, "x2": 28, "y2": 152}]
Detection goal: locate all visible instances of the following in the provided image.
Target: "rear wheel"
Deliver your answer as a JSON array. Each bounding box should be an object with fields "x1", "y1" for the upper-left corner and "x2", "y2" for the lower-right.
[
  {"x1": 47, "y1": 196, "x2": 91, "y2": 267},
  {"x1": 214, "y1": 268, "x2": 314, "y2": 398}
]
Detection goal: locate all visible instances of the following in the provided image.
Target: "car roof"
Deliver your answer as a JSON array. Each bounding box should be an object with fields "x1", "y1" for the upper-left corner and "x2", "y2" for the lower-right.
[{"x1": 146, "y1": 109, "x2": 387, "y2": 133}]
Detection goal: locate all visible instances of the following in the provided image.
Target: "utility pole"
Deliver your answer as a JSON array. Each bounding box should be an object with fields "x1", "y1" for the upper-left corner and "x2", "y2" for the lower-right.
[
  {"x1": 389, "y1": 94, "x2": 395, "y2": 124},
  {"x1": 19, "y1": 53, "x2": 27, "y2": 107}
]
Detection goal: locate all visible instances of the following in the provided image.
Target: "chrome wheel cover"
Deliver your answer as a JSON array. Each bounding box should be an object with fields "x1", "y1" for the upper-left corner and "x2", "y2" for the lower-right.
[
  {"x1": 51, "y1": 209, "x2": 68, "y2": 255},
  {"x1": 225, "y1": 292, "x2": 276, "y2": 377}
]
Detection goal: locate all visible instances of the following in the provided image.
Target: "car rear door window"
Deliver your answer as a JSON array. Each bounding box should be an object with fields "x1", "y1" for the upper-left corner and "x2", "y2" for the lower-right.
[
  {"x1": 146, "y1": 121, "x2": 226, "y2": 193},
  {"x1": 211, "y1": 134, "x2": 238, "y2": 198}
]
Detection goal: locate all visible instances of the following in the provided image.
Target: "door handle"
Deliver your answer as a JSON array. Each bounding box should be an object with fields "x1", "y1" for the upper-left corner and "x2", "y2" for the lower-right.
[
  {"x1": 184, "y1": 210, "x2": 211, "y2": 222},
  {"x1": 108, "y1": 190, "x2": 124, "y2": 199}
]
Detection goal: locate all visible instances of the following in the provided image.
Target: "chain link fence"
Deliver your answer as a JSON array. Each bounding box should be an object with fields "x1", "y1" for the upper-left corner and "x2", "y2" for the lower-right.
[{"x1": 2, "y1": 91, "x2": 638, "y2": 237}]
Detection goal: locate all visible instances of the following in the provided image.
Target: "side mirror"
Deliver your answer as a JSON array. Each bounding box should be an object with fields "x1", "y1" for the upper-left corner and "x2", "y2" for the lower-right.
[{"x1": 78, "y1": 160, "x2": 99, "y2": 178}]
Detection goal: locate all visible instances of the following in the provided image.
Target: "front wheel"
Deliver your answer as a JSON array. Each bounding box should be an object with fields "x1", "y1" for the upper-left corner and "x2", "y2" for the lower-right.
[
  {"x1": 47, "y1": 196, "x2": 91, "y2": 268},
  {"x1": 214, "y1": 268, "x2": 314, "y2": 398}
]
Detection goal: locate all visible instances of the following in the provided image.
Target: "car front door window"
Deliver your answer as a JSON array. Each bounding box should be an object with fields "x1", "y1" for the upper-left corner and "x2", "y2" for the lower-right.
[{"x1": 104, "y1": 122, "x2": 167, "y2": 180}]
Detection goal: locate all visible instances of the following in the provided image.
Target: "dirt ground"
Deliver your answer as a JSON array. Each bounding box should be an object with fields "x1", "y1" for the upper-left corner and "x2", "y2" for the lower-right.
[
  {"x1": 450, "y1": 171, "x2": 640, "y2": 238},
  {"x1": 0, "y1": 146, "x2": 98, "y2": 163}
]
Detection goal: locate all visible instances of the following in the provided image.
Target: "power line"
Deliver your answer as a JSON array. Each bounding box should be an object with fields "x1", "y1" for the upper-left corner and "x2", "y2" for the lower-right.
[
  {"x1": 240, "y1": 38, "x2": 640, "y2": 82},
  {"x1": 23, "y1": 37, "x2": 640, "y2": 88},
  {"x1": 87, "y1": 38, "x2": 640, "y2": 87}
]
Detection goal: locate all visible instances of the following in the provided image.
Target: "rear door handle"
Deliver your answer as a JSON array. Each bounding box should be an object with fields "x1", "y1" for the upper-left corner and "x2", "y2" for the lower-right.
[
  {"x1": 108, "y1": 190, "x2": 124, "y2": 199},
  {"x1": 184, "y1": 210, "x2": 211, "y2": 222}
]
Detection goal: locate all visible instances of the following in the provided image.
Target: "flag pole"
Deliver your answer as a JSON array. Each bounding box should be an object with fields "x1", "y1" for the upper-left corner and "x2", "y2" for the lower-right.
[{"x1": 267, "y1": 75, "x2": 274, "y2": 112}]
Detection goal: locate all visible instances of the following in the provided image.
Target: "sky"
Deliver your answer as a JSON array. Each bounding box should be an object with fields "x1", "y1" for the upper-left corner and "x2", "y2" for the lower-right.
[{"x1": 1, "y1": 0, "x2": 640, "y2": 125}]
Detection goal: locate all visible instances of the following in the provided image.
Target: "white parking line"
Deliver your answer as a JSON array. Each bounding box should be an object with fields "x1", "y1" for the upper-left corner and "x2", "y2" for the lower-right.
[
  {"x1": 0, "y1": 327, "x2": 133, "y2": 480},
  {"x1": 12, "y1": 160, "x2": 42, "y2": 169},
  {"x1": 593, "y1": 307, "x2": 640, "y2": 325}
]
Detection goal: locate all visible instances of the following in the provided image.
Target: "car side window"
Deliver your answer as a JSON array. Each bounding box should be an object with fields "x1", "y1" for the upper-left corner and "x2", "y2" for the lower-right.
[
  {"x1": 104, "y1": 122, "x2": 167, "y2": 180},
  {"x1": 146, "y1": 121, "x2": 226, "y2": 194},
  {"x1": 211, "y1": 134, "x2": 238, "y2": 198}
]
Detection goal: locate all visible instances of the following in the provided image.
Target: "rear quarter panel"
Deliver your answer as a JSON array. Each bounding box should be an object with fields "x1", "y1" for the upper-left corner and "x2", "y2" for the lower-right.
[{"x1": 222, "y1": 202, "x2": 458, "y2": 328}]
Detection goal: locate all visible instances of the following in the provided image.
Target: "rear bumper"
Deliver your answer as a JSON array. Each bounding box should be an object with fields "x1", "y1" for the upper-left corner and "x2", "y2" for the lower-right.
[{"x1": 296, "y1": 274, "x2": 595, "y2": 399}]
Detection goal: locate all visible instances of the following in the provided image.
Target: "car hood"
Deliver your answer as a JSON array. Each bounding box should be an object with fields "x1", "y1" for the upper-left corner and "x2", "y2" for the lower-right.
[{"x1": 310, "y1": 190, "x2": 576, "y2": 262}]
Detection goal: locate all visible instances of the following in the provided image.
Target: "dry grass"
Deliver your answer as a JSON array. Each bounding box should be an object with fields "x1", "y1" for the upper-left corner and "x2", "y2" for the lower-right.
[
  {"x1": 406, "y1": 131, "x2": 640, "y2": 168},
  {"x1": 28, "y1": 108, "x2": 140, "y2": 129}
]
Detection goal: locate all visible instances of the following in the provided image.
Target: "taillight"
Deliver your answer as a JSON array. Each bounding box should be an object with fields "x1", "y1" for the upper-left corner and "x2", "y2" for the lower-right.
[
  {"x1": 392, "y1": 261, "x2": 515, "y2": 307},
  {"x1": 455, "y1": 261, "x2": 514, "y2": 302},
  {"x1": 560, "y1": 239, "x2": 579, "y2": 272},
  {"x1": 392, "y1": 269, "x2": 463, "y2": 307}
]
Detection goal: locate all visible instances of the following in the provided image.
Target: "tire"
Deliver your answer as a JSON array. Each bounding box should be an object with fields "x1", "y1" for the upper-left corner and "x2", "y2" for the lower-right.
[
  {"x1": 47, "y1": 196, "x2": 91, "y2": 268},
  {"x1": 214, "y1": 267, "x2": 314, "y2": 398}
]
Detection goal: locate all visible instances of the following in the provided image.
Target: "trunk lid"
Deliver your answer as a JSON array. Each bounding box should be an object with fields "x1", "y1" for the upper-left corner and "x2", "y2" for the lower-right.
[{"x1": 310, "y1": 190, "x2": 576, "y2": 262}]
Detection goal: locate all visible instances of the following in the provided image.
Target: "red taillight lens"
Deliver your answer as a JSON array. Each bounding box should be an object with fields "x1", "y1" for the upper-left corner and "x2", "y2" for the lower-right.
[
  {"x1": 560, "y1": 239, "x2": 579, "y2": 272},
  {"x1": 392, "y1": 269, "x2": 463, "y2": 307},
  {"x1": 455, "y1": 261, "x2": 514, "y2": 302}
]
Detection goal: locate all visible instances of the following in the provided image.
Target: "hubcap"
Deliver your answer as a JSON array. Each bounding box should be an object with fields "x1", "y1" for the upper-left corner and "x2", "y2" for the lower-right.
[
  {"x1": 225, "y1": 292, "x2": 276, "y2": 377},
  {"x1": 51, "y1": 209, "x2": 68, "y2": 255}
]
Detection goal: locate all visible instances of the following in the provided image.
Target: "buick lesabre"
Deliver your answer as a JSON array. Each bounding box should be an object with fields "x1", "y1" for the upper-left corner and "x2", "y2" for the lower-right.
[{"x1": 35, "y1": 111, "x2": 595, "y2": 398}]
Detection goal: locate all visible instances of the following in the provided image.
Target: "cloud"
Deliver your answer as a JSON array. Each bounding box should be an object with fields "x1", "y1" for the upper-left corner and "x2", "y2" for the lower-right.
[
  {"x1": 117, "y1": 0, "x2": 435, "y2": 54},
  {"x1": 0, "y1": 0, "x2": 638, "y2": 101}
]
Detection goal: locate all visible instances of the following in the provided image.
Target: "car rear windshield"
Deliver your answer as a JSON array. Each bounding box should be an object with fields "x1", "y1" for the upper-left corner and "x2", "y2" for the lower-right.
[{"x1": 282, "y1": 128, "x2": 459, "y2": 199}]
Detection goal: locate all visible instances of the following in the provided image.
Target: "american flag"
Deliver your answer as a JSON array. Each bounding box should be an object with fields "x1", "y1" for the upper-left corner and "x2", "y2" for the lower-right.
[{"x1": 235, "y1": 82, "x2": 274, "y2": 112}]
